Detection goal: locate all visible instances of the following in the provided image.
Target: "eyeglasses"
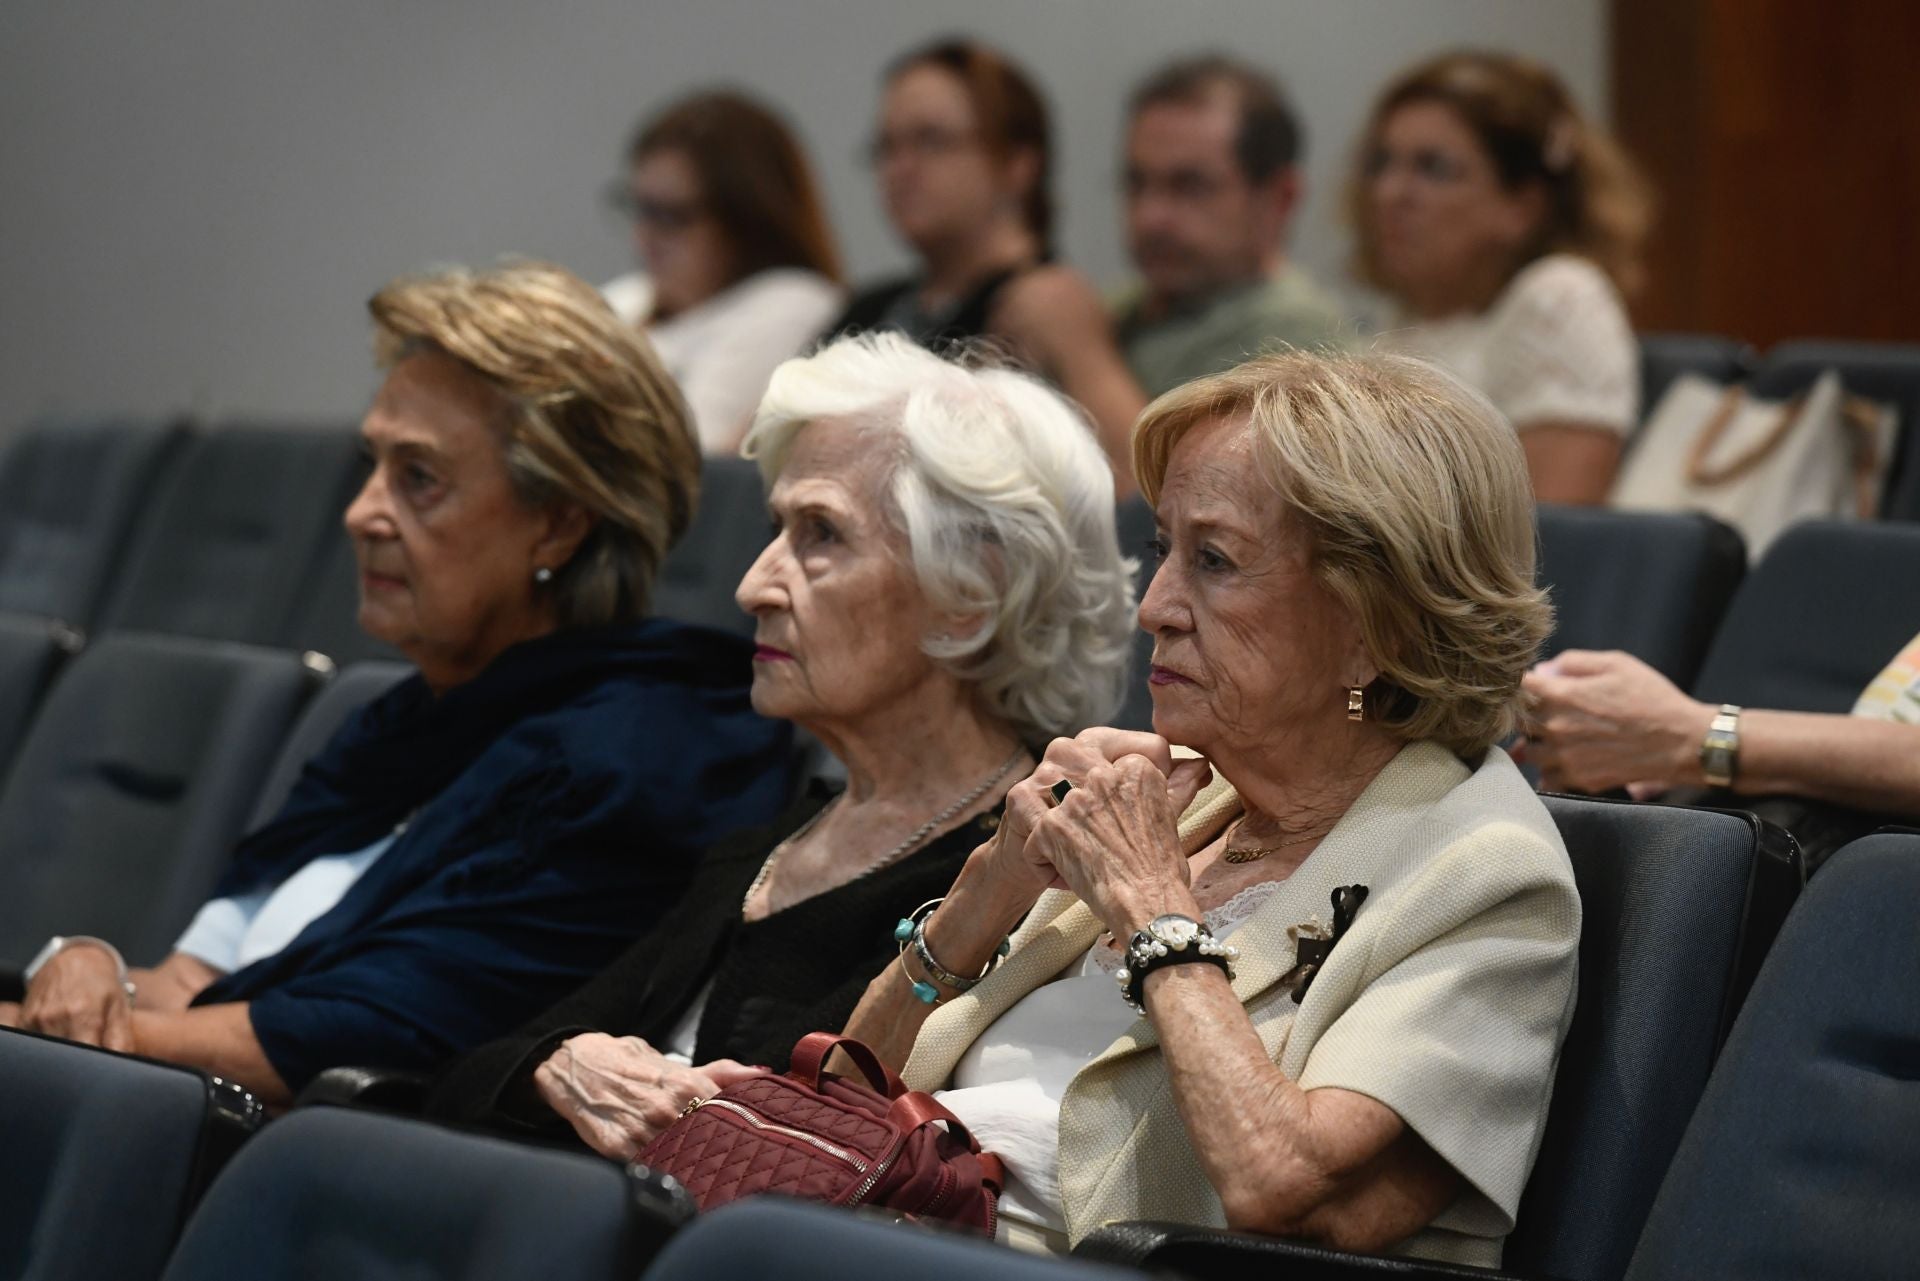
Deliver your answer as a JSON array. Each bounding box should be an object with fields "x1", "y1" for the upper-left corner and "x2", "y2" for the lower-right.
[
  {"x1": 603, "y1": 182, "x2": 706, "y2": 232},
  {"x1": 1362, "y1": 146, "x2": 1471, "y2": 186},
  {"x1": 863, "y1": 126, "x2": 980, "y2": 167}
]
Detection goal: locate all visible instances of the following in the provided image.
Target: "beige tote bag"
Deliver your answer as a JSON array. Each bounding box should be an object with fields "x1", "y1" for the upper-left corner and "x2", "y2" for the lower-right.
[{"x1": 1612, "y1": 370, "x2": 1896, "y2": 559}]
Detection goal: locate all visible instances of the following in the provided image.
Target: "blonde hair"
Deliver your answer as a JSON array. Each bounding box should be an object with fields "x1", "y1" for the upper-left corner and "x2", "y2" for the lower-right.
[
  {"x1": 1348, "y1": 50, "x2": 1654, "y2": 298},
  {"x1": 1134, "y1": 350, "x2": 1552, "y2": 757},
  {"x1": 745, "y1": 333, "x2": 1135, "y2": 741},
  {"x1": 369, "y1": 261, "x2": 699, "y2": 625}
]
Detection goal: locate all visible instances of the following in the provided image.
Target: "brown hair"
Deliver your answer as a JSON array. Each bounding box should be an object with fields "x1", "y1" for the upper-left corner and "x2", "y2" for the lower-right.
[
  {"x1": 1349, "y1": 50, "x2": 1654, "y2": 297},
  {"x1": 370, "y1": 261, "x2": 700, "y2": 626},
  {"x1": 630, "y1": 90, "x2": 844, "y2": 285},
  {"x1": 1128, "y1": 54, "x2": 1303, "y2": 182},
  {"x1": 888, "y1": 38, "x2": 1055, "y2": 254},
  {"x1": 1134, "y1": 351, "x2": 1553, "y2": 757}
]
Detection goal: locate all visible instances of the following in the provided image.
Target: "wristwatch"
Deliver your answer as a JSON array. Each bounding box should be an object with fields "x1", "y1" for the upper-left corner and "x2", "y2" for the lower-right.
[
  {"x1": 1699, "y1": 704, "x2": 1743, "y2": 788},
  {"x1": 1116, "y1": 913, "x2": 1237, "y2": 1013},
  {"x1": 22, "y1": 935, "x2": 138, "y2": 1003}
]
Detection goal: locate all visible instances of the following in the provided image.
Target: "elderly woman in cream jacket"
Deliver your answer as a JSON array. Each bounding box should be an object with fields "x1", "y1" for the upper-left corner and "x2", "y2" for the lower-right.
[{"x1": 846, "y1": 351, "x2": 1581, "y2": 1267}]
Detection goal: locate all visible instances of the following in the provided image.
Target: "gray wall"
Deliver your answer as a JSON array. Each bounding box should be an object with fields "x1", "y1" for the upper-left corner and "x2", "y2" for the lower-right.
[{"x1": 0, "y1": 1, "x2": 1607, "y2": 429}]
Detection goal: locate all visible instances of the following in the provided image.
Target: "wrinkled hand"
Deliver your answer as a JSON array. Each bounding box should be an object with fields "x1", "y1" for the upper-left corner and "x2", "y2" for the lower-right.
[
  {"x1": 533, "y1": 1033, "x2": 768, "y2": 1161},
  {"x1": 1016, "y1": 733, "x2": 1213, "y2": 933},
  {"x1": 19, "y1": 945, "x2": 135, "y2": 1051},
  {"x1": 988, "y1": 729, "x2": 1209, "y2": 892},
  {"x1": 1517, "y1": 650, "x2": 1712, "y2": 798},
  {"x1": 0, "y1": 1002, "x2": 19, "y2": 1027}
]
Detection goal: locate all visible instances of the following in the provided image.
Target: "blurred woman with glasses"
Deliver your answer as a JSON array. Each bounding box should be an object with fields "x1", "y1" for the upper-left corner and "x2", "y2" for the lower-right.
[
  {"x1": 1349, "y1": 51, "x2": 1654, "y2": 505},
  {"x1": 829, "y1": 38, "x2": 1148, "y2": 492},
  {"x1": 603, "y1": 91, "x2": 845, "y2": 455}
]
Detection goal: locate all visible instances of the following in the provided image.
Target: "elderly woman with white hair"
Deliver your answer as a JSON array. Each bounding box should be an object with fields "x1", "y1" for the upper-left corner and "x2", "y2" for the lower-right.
[
  {"x1": 843, "y1": 350, "x2": 1581, "y2": 1266},
  {"x1": 426, "y1": 332, "x2": 1135, "y2": 1149}
]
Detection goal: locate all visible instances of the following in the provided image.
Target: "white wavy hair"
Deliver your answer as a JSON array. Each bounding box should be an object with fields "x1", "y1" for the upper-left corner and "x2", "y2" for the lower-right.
[{"x1": 743, "y1": 332, "x2": 1136, "y2": 741}]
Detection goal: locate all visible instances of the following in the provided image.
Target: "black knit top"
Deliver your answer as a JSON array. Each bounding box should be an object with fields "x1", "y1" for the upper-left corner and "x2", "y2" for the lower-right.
[{"x1": 424, "y1": 782, "x2": 997, "y2": 1134}]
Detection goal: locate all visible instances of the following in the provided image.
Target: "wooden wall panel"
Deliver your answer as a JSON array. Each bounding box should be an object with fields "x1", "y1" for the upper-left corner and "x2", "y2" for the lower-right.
[{"x1": 1613, "y1": 0, "x2": 1919, "y2": 344}]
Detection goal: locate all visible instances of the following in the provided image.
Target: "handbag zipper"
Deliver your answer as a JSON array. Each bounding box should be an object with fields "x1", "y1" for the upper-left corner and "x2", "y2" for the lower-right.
[
  {"x1": 843, "y1": 1131, "x2": 910, "y2": 1207},
  {"x1": 688, "y1": 1098, "x2": 869, "y2": 1173}
]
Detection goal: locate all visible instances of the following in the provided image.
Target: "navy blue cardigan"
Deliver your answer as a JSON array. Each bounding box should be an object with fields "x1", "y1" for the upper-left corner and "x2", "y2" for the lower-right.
[{"x1": 191, "y1": 619, "x2": 792, "y2": 1090}]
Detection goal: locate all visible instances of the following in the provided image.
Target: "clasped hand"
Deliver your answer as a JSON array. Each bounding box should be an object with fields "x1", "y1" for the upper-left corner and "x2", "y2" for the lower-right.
[
  {"x1": 15, "y1": 946, "x2": 135, "y2": 1052},
  {"x1": 988, "y1": 728, "x2": 1212, "y2": 933},
  {"x1": 533, "y1": 1032, "x2": 768, "y2": 1161}
]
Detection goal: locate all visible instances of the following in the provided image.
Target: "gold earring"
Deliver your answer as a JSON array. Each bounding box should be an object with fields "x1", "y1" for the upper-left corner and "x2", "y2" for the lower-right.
[{"x1": 1347, "y1": 686, "x2": 1365, "y2": 722}]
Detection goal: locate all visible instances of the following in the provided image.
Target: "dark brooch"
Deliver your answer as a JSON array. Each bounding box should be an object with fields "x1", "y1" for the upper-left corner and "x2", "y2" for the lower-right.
[{"x1": 1289, "y1": 884, "x2": 1370, "y2": 1004}]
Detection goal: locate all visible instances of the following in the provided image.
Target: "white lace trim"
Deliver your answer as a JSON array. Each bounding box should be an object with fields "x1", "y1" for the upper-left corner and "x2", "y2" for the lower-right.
[{"x1": 1085, "y1": 879, "x2": 1285, "y2": 976}]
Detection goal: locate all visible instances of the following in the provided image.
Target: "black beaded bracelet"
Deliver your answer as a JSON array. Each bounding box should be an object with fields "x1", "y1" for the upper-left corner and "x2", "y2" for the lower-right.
[{"x1": 1117, "y1": 923, "x2": 1237, "y2": 1013}]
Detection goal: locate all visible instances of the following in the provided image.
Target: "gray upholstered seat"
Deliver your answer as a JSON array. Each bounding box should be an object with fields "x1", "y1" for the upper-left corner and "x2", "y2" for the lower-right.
[
  {"x1": 0, "y1": 613, "x2": 82, "y2": 788},
  {"x1": 0, "y1": 1028, "x2": 261, "y2": 1281},
  {"x1": 1637, "y1": 332, "x2": 1758, "y2": 422},
  {"x1": 1691, "y1": 519, "x2": 1920, "y2": 712},
  {"x1": 0, "y1": 633, "x2": 319, "y2": 967},
  {"x1": 1537, "y1": 504, "x2": 1747, "y2": 689},
  {"x1": 159, "y1": 1108, "x2": 652, "y2": 1281},
  {"x1": 1625, "y1": 831, "x2": 1920, "y2": 1280},
  {"x1": 97, "y1": 424, "x2": 363, "y2": 646},
  {"x1": 651, "y1": 456, "x2": 766, "y2": 636},
  {"x1": 0, "y1": 418, "x2": 187, "y2": 627}
]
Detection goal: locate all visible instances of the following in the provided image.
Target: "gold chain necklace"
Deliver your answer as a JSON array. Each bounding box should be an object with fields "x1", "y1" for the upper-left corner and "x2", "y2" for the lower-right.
[
  {"x1": 741, "y1": 747, "x2": 1025, "y2": 915},
  {"x1": 1221, "y1": 816, "x2": 1333, "y2": 864}
]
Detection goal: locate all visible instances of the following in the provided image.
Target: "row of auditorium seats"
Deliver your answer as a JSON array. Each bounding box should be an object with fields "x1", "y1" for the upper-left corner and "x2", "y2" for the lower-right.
[
  {"x1": 3, "y1": 826, "x2": 1909, "y2": 1281},
  {"x1": 1, "y1": 509, "x2": 1914, "y2": 970},
  {"x1": 2, "y1": 338, "x2": 1914, "y2": 658}
]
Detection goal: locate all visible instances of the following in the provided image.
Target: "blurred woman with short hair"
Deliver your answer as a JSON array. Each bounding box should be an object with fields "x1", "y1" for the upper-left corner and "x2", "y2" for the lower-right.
[{"x1": 604, "y1": 90, "x2": 845, "y2": 454}]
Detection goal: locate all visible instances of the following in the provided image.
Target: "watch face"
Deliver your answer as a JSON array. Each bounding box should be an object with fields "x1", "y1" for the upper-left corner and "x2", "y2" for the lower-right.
[{"x1": 1149, "y1": 914, "x2": 1204, "y2": 950}]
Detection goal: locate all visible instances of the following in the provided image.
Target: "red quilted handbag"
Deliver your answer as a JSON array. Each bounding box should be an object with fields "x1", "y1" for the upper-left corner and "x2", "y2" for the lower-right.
[{"x1": 634, "y1": 1032, "x2": 1004, "y2": 1234}]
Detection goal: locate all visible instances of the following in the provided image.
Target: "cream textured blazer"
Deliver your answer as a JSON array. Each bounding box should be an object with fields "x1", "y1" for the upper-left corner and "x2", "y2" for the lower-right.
[{"x1": 902, "y1": 740, "x2": 1581, "y2": 1266}]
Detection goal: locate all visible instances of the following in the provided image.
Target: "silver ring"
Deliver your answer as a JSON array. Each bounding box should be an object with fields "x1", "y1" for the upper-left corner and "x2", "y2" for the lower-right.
[{"x1": 1049, "y1": 778, "x2": 1073, "y2": 807}]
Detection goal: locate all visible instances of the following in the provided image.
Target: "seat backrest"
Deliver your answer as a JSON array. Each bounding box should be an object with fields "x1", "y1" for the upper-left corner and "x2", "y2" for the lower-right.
[
  {"x1": 1502, "y1": 797, "x2": 1794, "y2": 1281},
  {"x1": 1624, "y1": 832, "x2": 1920, "y2": 1281},
  {"x1": 1748, "y1": 339, "x2": 1920, "y2": 520},
  {"x1": 97, "y1": 424, "x2": 363, "y2": 645},
  {"x1": 1536, "y1": 505, "x2": 1747, "y2": 688},
  {"x1": 1110, "y1": 495, "x2": 1157, "y2": 732},
  {"x1": 0, "y1": 614, "x2": 82, "y2": 790},
  {"x1": 652, "y1": 456, "x2": 766, "y2": 636},
  {"x1": 248, "y1": 661, "x2": 412, "y2": 830},
  {"x1": 0, "y1": 633, "x2": 319, "y2": 966},
  {"x1": 1690, "y1": 519, "x2": 1920, "y2": 711},
  {"x1": 1638, "y1": 332, "x2": 1758, "y2": 421},
  {"x1": 0, "y1": 1027, "x2": 261, "y2": 1281},
  {"x1": 650, "y1": 1197, "x2": 1131, "y2": 1281},
  {"x1": 160, "y1": 1108, "x2": 647, "y2": 1281},
  {"x1": 0, "y1": 418, "x2": 187, "y2": 626}
]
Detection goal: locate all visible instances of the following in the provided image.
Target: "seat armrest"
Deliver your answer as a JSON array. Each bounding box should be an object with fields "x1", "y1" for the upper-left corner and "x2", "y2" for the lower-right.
[
  {"x1": 1073, "y1": 1222, "x2": 1540, "y2": 1281},
  {"x1": 294, "y1": 1066, "x2": 432, "y2": 1113}
]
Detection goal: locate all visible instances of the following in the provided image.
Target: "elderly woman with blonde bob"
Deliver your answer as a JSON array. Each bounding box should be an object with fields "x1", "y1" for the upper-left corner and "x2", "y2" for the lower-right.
[
  {"x1": 845, "y1": 351, "x2": 1581, "y2": 1266},
  {"x1": 5, "y1": 262, "x2": 794, "y2": 1104},
  {"x1": 426, "y1": 332, "x2": 1136, "y2": 1154}
]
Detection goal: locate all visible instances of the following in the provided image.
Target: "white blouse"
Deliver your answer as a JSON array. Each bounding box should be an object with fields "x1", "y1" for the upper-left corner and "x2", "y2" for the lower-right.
[
  {"x1": 173, "y1": 830, "x2": 400, "y2": 973},
  {"x1": 1380, "y1": 253, "x2": 1638, "y2": 436},
  {"x1": 937, "y1": 880, "x2": 1284, "y2": 1235},
  {"x1": 602, "y1": 267, "x2": 844, "y2": 455}
]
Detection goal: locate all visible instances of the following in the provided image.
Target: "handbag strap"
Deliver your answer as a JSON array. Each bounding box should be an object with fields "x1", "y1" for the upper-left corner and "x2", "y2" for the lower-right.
[
  {"x1": 1684, "y1": 385, "x2": 1811, "y2": 487},
  {"x1": 789, "y1": 1032, "x2": 903, "y2": 1098},
  {"x1": 885, "y1": 1091, "x2": 1005, "y2": 1193}
]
